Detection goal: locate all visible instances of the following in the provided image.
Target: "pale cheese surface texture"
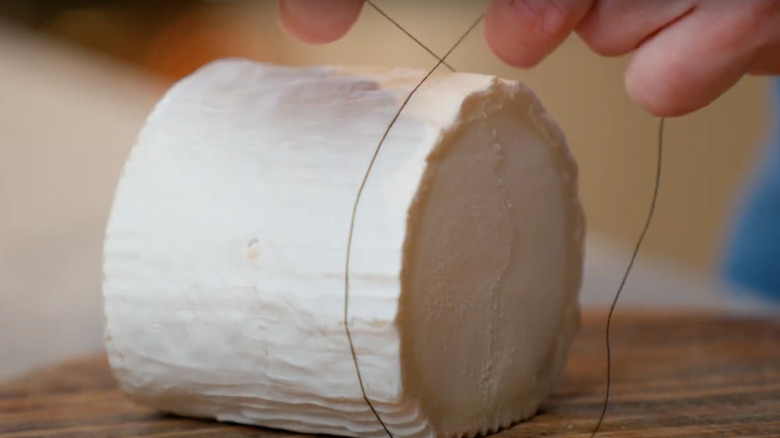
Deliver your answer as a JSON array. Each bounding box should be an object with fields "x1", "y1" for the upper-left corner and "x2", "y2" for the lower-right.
[{"x1": 102, "y1": 59, "x2": 585, "y2": 438}]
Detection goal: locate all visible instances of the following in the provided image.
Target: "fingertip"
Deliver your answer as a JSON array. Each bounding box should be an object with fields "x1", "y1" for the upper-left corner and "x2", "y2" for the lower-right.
[
  {"x1": 622, "y1": 3, "x2": 769, "y2": 118},
  {"x1": 624, "y1": 39, "x2": 749, "y2": 118},
  {"x1": 624, "y1": 67, "x2": 698, "y2": 117},
  {"x1": 484, "y1": 0, "x2": 542, "y2": 68},
  {"x1": 484, "y1": 0, "x2": 593, "y2": 68},
  {"x1": 278, "y1": 0, "x2": 364, "y2": 45}
]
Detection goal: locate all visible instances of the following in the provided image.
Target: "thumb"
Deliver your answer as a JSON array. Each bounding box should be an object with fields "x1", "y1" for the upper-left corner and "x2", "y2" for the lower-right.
[
  {"x1": 484, "y1": 0, "x2": 594, "y2": 68},
  {"x1": 278, "y1": 0, "x2": 364, "y2": 45}
]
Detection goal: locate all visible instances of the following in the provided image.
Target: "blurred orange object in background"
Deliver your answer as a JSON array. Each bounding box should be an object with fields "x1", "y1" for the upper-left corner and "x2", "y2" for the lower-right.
[
  {"x1": 3, "y1": 1, "x2": 285, "y2": 83},
  {"x1": 143, "y1": 3, "x2": 283, "y2": 82}
]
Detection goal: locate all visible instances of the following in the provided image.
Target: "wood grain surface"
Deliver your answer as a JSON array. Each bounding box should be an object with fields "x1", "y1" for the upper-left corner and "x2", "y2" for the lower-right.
[{"x1": 2, "y1": 311, "x2": 779, "y2": 437}]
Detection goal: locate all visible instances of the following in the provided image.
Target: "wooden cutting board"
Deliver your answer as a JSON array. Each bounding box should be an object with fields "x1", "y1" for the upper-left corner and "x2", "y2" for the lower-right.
[{"x1": 2, "y1": 311, "x2": 779, "y2": 437}]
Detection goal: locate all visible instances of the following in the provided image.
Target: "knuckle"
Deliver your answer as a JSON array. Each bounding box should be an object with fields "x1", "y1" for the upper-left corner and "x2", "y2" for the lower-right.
[{"x1": 715, "y1": 0, "x2": 780, "y2": 50}]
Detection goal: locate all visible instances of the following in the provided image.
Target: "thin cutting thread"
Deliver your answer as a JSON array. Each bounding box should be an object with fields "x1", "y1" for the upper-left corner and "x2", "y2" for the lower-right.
[
  {"x1": 365, "y1": 0, "x2": 455, "y2": 73},
  {"x1": 347, "y1": 5, "x2": 665, "y2": 438},
  {"x1": 589, "y1": 117, "x2": 666, "y2": 438},
  {"x1": 343, "y1": 10, "x2": 484, "y2": 438}
]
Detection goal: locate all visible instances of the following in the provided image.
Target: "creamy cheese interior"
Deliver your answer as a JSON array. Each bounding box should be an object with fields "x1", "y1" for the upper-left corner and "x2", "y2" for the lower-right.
[{"x1": 399, "y1": 101, "x2": 583, "y2": 436}]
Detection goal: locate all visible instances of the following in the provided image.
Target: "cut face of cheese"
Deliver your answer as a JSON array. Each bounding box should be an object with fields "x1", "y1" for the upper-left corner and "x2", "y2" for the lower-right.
[{"x1": 102, "y1": 59, "x2": 585, "y2": 438}]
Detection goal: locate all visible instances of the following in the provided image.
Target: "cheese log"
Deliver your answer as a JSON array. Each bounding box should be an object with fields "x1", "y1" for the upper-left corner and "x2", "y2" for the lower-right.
[{"x1": 102, "y1": 59, "x2": 585, "y2": 438}]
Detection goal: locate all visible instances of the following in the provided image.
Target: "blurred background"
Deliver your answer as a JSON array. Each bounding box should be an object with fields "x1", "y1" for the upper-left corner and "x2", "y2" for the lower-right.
[{"x1": 0, "y1": 0, "x2": 774, "y2": 381}]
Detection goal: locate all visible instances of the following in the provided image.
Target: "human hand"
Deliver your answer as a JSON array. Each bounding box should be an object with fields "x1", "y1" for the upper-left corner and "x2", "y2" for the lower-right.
[{"x1": 277, "y1": 0, "x2": 780, "y2": 117}]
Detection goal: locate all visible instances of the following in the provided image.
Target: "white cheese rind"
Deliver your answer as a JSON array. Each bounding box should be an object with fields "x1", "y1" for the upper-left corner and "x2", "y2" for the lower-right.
[{"x1": 102, "y1": 59, "x2": 584, "y2": 438}]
